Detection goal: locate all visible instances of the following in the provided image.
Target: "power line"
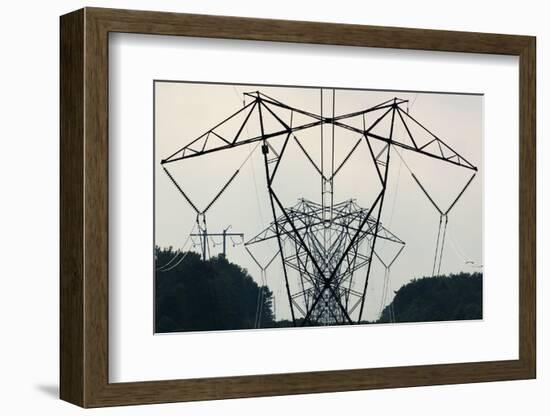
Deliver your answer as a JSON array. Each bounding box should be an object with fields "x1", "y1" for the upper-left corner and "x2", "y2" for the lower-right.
[
  {"x1": 191, "y1": 225, "x2": 244, "y2": 260},
  {"x1": 163, "y1": 91, "x2": 478, "y2": 326}
]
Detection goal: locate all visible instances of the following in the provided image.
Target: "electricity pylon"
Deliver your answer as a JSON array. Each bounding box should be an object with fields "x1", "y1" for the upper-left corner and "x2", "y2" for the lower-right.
[{"x1": 162, "y1": 90, "x2": 477, "y2": 326}]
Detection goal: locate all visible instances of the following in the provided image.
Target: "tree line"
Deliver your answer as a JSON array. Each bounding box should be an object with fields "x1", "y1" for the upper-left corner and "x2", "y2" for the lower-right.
[
  {"x1": 156, "y1": 246, "x2": 482, "y2": 332},
  {"x1": 378, "y1": 272, "x2": 482, "y2": 323},
  {"x1": 155, "y1": 247, "x2": 274, "y2": 333}
]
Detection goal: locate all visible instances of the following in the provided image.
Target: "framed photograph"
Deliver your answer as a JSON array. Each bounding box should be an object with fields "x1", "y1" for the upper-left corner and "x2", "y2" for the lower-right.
[{"x1": 60, "y1": 7, "x2": 536, "y2": 407}]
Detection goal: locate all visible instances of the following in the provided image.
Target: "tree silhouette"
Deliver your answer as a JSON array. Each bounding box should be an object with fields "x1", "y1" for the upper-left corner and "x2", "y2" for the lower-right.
[
  {"x1": 156, "y1": 247, "x2": 482, "y2": 332},
  {"x1": 378, "y1": 272, "x2": 482, "y2": 323},
  {"x1": 155, "y1": 247, "x2": 274, "y2": 332}
]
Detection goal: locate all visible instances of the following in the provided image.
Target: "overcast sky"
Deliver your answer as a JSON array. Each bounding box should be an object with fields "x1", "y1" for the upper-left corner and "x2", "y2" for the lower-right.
[{"x1": 154, "y1": 81, "x2": 483, "y2": 322}]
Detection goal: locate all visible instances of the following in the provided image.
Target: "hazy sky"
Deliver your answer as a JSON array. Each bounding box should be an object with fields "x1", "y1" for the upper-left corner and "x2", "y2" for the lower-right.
[{"x1": 154, "y1": 81, "x2": 483, "y2": 322}]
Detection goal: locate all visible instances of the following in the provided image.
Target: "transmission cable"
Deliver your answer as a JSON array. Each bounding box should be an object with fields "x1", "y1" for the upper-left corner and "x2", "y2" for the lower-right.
[
  {"x1": 156, "y1": 222, "x2": 197, "y2": 271},
  {"x1": 393, "y1": 146, "x2": 475, "y2": 276},
  {"x1": 158, "y1": 250, "x2": 193, "y2": 272}
]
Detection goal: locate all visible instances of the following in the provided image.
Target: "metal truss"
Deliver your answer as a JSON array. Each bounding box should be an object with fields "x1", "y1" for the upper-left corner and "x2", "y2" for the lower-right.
[
  {"x1": 245, "y1": 198, "x2": 405, "y2": 325},
  {"x1": 162, "y1": 90, "x2": 478, "y2": 326}
]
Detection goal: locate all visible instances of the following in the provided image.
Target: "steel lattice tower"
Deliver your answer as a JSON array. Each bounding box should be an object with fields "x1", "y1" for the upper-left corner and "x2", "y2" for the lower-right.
[{"x1": 161, "y1": 90, "x2": 477, "y2": 327}]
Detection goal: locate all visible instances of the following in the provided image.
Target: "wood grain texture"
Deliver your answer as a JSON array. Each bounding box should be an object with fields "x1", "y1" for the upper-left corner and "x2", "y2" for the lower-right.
[
  {"x1": 518, "y1": 38, "x2": 537, "y2": 375},
  {"x1": 59, "y1": 8, "x2": 84, "y2": 407},
  {"x1": 59, "y1": 7, "x2": 537, "y2": 408}
]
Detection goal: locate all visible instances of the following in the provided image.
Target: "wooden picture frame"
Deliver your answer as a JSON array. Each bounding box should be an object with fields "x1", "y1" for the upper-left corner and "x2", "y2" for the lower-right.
[{"x1": 60, "y1": 7, "x2": 536, "y2": 408}]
